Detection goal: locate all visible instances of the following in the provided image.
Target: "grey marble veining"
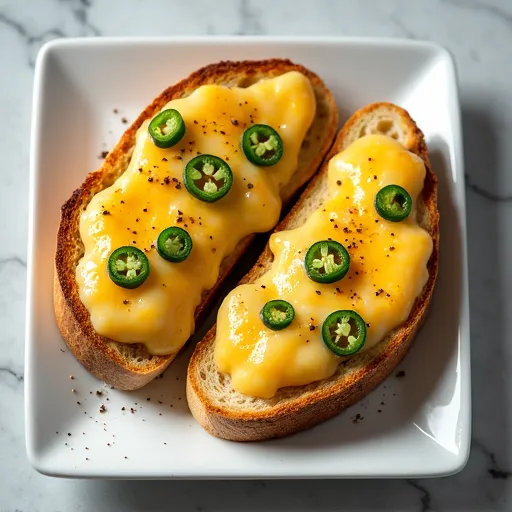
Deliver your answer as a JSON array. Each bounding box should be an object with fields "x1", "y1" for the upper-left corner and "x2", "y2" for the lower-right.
[{"x1": 1, "y1": 0, "x2": 511, "y2": 510}]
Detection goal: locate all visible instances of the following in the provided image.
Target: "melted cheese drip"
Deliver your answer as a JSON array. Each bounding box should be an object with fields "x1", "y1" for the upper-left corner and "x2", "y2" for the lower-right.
[
  {"x1": 215, "y1": 135, "x2": 433, "y2": 398},
  {"x1": 76, "y1": 71, "x2": 316, "y2": 355}
]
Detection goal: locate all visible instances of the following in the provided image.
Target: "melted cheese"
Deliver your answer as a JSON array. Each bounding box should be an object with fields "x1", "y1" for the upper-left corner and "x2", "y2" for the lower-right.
[
  {"x1": 76, "y1": 71, "x2": 316, "y2": 355},
  {"x1": 215, "y1": 135, "x2": 433, "y2": 398}
]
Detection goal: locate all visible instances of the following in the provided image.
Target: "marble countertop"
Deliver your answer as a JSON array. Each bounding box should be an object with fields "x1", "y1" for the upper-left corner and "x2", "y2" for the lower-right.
[{"x1": 1, "y1": 0, "x2": 511, "y2": 510}]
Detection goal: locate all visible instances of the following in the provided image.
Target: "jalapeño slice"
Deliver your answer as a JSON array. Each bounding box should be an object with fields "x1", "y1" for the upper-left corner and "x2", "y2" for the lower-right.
[
  {"x1": 242, "y1": 124, "x2": 283, "y2": 166},
  {"x1": 260, "y1": 300, "x2": 295, "y2": 331},
  {"x1": 375, "y1": 184, "x2": 412, "y2": 222},
  {"x1": 305, "y1": 240, "x2": 350, "y2": 284},
  {"x1": 184, "y1": 154, "x2": 233, "y2": 203},
  {"x1": 321, "y1": 310, "x2": 366, "y2": 356},
  {"x1": 108, "y1": 246, "x2": 149, "y2": 289},
  {"x1": 157, "y1": 226, "x2": 192, "y2": 263},
  {"x1": 148, "y1": 109, "x2": 186, "y2": 148}
]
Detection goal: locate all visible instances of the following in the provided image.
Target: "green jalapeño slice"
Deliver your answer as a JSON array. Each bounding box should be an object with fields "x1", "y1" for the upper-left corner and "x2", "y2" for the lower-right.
[
  {"x1": 148, "y1": 109, "x2": 186, "y2": 148},
  {"x1": 107, "y1": 246, "x2": 150, "y2": 289},
  {"x1": 260, "y1": 300, "x2": 295, "y2": 331},
  {"x1": 242, "y1": 124, "x2": 283, "y2": 166},
  {"x1": 375, "y1": 184, "x2": 412, "y2": 222},
  {"x1": 321, "y1": 310, "x2": 366, "y2": 356},
  {"x1": 184, "y1": 154, "x2": 233, "y2": 203},
  {"x1": 305, "y1": 240, "x2": 350, "y2": 284},
  {"x1": 157, "y1": 226, "x2": 192, "y2": 263}
]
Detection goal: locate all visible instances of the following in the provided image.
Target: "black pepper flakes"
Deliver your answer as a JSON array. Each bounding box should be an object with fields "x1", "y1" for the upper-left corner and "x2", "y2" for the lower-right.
[
  {"x1": 336, "y1": 180, "x2": 341, "y2": 185},
  {"x1": 352, "y1": 413, "x2": 363, "y2": 424},
  {"x1": 148, "y1": 177, "x2": 154, "y2": 182},
  {"x1": 247, "y1": 183, "x2": 254, "y2": 189}
]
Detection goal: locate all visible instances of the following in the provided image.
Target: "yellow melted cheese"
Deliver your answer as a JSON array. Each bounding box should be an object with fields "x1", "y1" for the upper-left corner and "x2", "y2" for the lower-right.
[
  {"x1": 215, "y1": 135, "x2": 433, "y2": 398},
  {"x1": 76, "y1": 71, "x2": 316, "y2": 355}
]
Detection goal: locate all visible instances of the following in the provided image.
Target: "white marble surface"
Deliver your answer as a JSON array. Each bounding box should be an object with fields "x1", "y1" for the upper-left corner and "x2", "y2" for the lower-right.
[{"x1": 1, "y1": 0, "x2": 511, "y2": 510}]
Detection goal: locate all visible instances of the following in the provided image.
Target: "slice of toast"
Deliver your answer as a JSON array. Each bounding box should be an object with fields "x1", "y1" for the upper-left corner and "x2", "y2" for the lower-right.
[
  {"x1": 54, "y1": 60, "x2": 338, "y2": 391},
  {"x1": 186, "y1": 103, "x2": 439, "y2": 441}
]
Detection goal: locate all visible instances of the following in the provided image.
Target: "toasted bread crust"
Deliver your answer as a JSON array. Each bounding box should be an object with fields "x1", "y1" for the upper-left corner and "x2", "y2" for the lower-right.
[
  {"x1": 187, "y1": 103, "x2": 439, "y2": 440},
  {"x1": 54, "y1": 59, "x2": 338, "y2": 390}
]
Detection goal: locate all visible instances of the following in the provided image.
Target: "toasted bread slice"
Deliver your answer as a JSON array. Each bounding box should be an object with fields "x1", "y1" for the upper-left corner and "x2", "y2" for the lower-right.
[
  {"x1": 54, "y1": 59, "x2": 338, "y2": 391},
  {"x1": 186, "y1": 103, "x2": 439, "y2": 441}
]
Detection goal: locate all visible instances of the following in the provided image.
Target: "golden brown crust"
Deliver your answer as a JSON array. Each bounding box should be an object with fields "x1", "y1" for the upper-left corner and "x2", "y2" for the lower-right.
[
  {"x1": 186, "y1": 102, "x2": 440, "y2": 440},
  {"x1": 54, "y1": 59, "x2": 339, "y2": 391}
]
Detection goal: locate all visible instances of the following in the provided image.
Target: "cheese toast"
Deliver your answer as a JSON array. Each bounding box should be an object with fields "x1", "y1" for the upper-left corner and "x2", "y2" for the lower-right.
[
  {"x1": 54, "y1": 60, "x2": 338, "y2": 390},
  {"x1": 186, "y1": 103, "x2": 439, "y2": 441}
]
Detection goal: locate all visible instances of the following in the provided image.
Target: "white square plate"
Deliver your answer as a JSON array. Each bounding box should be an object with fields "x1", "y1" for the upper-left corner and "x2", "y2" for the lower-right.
[{"x1": 26, "y1": 37, "x2": 470, "y2": 478}]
